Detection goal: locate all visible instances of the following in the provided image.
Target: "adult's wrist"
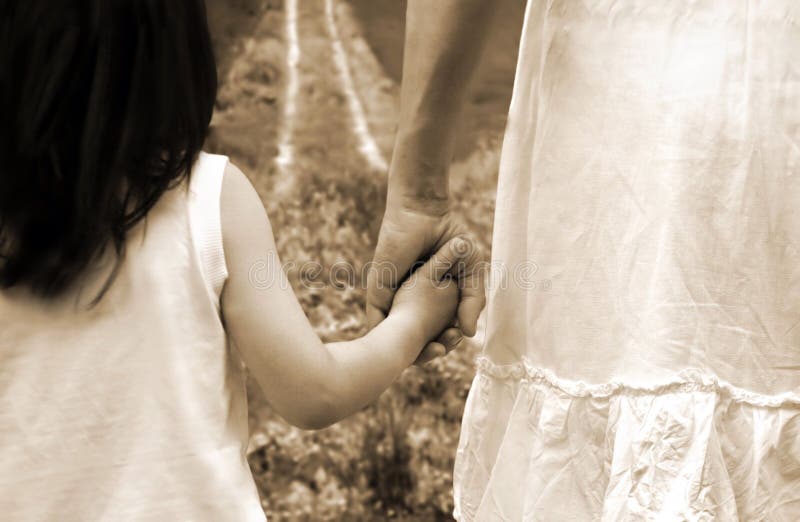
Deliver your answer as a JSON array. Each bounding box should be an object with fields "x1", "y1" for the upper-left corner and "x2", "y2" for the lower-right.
[
  {"x1": 386, "y1": 156, "x2": 451, "y2": 216},
  {"x1": 385, "y1": 186, "x2": 450, "y2": 216},
  {"x1": 388, "y1": 124, "x2": 452, "y2": 194}
]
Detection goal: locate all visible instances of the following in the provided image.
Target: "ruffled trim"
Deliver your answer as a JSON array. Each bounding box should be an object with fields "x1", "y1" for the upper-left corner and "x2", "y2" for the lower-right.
[
  {"x1": 475, "y1": 356, "x2": 800, "y2": 409},
  {"x1": 455, "y1": 358, "x2": 800, "y2": 521}
]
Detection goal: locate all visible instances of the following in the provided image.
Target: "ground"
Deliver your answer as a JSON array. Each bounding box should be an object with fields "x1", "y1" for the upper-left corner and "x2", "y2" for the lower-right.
[{"x1": 204, "y1": 1, "x2": 524, "y2": 519}]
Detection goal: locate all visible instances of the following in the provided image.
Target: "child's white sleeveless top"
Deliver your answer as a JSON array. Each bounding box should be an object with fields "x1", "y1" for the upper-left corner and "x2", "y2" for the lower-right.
[{"x1": 0, "y1": 153, "x2": 265, "y2": 521}]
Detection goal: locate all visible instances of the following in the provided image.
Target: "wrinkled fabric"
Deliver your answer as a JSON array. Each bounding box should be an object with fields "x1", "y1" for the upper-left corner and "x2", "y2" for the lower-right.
[
  {"x1": 454, "y1": 1, "x2": 800, "y2": 520},
  {"x1": 455, "y1": 358, "x2": 800, "y2": 521}
]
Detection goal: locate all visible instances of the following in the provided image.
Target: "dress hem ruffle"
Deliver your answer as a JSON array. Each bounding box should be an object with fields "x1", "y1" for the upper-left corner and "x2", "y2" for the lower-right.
[
  {"x1": 475, "y1": 356, "x2": 800, "y2": 408},
  {"x1": 453, "y1": 357, "x2": 800, "y2": 521}
]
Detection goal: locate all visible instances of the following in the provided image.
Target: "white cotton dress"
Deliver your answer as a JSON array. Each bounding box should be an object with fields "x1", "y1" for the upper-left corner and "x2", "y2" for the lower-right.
[{"x1": 453, "y1": 1, "x2": 800, "y2": 520}]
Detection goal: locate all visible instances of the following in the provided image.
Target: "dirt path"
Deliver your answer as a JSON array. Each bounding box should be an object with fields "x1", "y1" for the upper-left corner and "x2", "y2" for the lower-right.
[
  {"x1": 267, "y1": 0, "x2": 395, "y2": 335},
  {"x1": 209, "y1": 0, "x2": 393, "y2": 334},
  {"x1": 209, "y1": 0, "x2": 521, "y2": 258}
]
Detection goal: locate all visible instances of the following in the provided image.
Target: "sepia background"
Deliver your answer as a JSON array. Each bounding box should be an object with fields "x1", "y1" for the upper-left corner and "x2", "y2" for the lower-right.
[{"x1": 205, "y1": 0, "x2": 524, "y2": 519}]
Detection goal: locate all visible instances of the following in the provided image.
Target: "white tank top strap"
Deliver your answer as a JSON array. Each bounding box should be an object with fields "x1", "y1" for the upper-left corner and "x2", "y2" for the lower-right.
[{"x1": 187, "y1": 152, "x2": 229, "y2": 312}]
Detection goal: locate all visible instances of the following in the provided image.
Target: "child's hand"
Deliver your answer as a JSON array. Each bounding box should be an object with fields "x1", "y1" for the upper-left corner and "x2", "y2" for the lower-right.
[{"x1": 388, "y1": 238, "x2": 466, "y2": 346}]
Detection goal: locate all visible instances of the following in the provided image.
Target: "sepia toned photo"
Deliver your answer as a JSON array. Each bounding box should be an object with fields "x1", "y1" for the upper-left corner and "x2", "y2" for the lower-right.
[{"x1": 1, "y1": 0, "x2": 799, "y2": 520}]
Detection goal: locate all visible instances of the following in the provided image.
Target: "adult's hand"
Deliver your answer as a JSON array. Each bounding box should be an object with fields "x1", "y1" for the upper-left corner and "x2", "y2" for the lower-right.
[
  {"x1": 366, "y1": 197, "x2": 486, "y2": 365},
  {"x1": 367, "y1": 0, "x2": 496, "y2": 364}
]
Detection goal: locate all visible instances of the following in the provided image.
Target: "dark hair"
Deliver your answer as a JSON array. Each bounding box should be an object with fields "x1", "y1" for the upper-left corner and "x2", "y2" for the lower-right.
[{"x1": 0, "y1": 0, "x2": 217, "y2": 298}]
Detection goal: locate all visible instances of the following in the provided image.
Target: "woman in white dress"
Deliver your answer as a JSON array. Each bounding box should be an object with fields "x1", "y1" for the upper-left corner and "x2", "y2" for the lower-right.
[{"x1": 368, "y1": 0, "x2": 800, "y2": 520}]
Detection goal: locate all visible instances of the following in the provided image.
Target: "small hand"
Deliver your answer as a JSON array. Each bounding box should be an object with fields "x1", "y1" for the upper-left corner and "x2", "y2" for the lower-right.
[{"x1": 389, "y1": 238, "x2": 465, "y2": 351}]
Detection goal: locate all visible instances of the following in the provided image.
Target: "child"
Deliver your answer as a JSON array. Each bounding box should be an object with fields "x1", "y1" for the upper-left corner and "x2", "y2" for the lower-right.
[{"x1": 0, "y1": 1, "x2": 465, "y2": 520}]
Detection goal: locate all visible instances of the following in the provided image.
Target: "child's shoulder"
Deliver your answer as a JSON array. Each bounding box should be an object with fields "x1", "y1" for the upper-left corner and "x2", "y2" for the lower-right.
[
  {"x1": 219, "y1": 160, "x2": 254, "y2": 210},
  {"x1": 218, "y1": 159, "x2": 277, "y2": 284},
  {"x1": 219, "y1": 160, "x2": 270, "y2": 236}
]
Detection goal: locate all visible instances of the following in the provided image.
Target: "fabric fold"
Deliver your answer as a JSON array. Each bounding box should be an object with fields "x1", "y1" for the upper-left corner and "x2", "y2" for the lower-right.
[{"x1": 453, "y1": 358, "x2": 800, "y2": 521}]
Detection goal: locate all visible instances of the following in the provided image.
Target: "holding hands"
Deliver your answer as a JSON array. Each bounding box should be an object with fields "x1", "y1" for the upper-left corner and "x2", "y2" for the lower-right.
[
  {"x1": 368, "y1": 198, "x2": 486, "y2": 365},
  {"x1": 219, "y1": 0, "x2": 494, "y2": 431}
]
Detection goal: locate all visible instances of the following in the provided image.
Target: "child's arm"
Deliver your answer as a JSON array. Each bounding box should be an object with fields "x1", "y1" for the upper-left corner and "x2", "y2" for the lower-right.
[{"x1": 219, "y1": 163, "x2": 461, "y2": 430}]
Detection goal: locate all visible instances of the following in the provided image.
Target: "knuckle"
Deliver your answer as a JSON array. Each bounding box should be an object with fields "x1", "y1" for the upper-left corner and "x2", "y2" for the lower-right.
[{"x1": 443, "y1": 335, "x2": 463, "y2": 351}]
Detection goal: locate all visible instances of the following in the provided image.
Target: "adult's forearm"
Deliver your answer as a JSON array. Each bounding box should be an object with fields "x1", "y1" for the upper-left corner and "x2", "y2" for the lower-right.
[{"x1": 389, "y1": 0, "x2": 496, "y2": 203}]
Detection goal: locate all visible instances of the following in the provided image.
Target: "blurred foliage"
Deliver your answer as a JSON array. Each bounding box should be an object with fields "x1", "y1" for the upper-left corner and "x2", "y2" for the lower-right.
[{"x1": 245, "y1": 354, "x2": 479, "y2": 520}]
